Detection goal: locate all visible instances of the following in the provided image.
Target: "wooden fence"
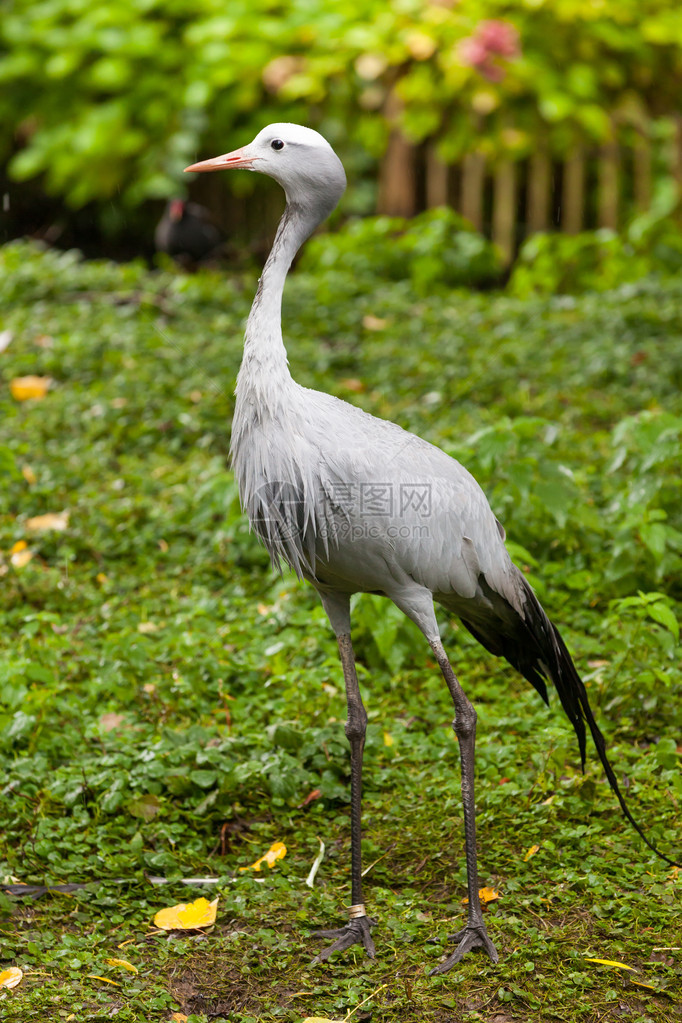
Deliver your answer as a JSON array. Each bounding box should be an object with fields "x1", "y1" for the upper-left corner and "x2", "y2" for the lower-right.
[{"x1": 377, "y1": 116, "x2": 682, "y2": 263}]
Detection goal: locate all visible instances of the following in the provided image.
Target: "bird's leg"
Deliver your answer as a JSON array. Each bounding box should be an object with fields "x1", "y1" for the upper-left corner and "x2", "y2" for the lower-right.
[
  {"x1": 428, "y1": 638, "x2": 498, "y2": 975},
  {"x1": 311, "y1": 632, "x2": 376, "y2": 963}
]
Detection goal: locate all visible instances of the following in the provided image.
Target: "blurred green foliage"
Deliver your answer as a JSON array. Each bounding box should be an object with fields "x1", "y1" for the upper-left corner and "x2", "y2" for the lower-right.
[
  {"x1": 510, "y1": 183, "x2": 682, "y2": 295},
  {"x1": 300, "y1": 208, "x2": 504, "y2": 293},
  {"x1": 509, "y1": 227, "x2": 682, "y2": 296},
  {"x1": 2, "y1": 0, "x2": 682, "y2": 210}
]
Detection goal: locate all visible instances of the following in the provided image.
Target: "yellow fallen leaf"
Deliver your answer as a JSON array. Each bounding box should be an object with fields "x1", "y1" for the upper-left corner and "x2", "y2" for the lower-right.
[
  {"x1": 171, "y1": 1015, "x2": 189, "y2": 1022},
  {"x1": 339, "y1": 377, "x2": 365, "y2": 392},
  {"x1": 362, "y1": 315, "x2": 387, "y2": 331},
  {"x1": 10, "y1": 542, "x2": 34, "y2": 568},
  {"x1": 21, "y1": 465, "x2": 37, "y2": 485},
  {"x1": 0, "y1": 967, "x2": 23, "y2": 989},
  {"x1": 630, "y1": 979, "x2": 656, "y2": 990},
  {"x1": 524, "y1": 844, "x2": 540, "y2": 861},
  {"x1": 383, "y1": 731, "x2": 394, "y2": 747},
  {"x1": 10, "y1": 376, "x2": 52, "y2": 401},
  {"x1": 99, "y1": 712, "x2": 125, "y2": 733},
  {"x1": 154, "y1": 896, "x2": 218, "y2": 930},
  {"x1": 86, "y1": 975, "x2": 121, "y2": 986},
  {"x1": 239, "y1": 841, "x2": 287, "y2": 872},
  {"x1": 26, "y1": 510, "x2": 69, "y2": 532},
  {"x1": 104, "y1": 957, "x2": 138, "y2": 974},
  {"x1": 462, "y1": 886, "x2": 500, "y2": 905},
  {"x1": 584, "y1": 958, "x2": 636, "y2": 971},
  {"x1": 97, "y1": 573, "x2": 109, "y2": 584},
  {"x1": 302, "y1": 1018, "x2": 344, "y2": 1023}
]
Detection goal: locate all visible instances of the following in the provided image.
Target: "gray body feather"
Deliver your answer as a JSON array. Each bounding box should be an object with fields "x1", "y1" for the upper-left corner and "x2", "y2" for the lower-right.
[{"x1": 233, "y1": 377, "x2": 521, "y2": 616}]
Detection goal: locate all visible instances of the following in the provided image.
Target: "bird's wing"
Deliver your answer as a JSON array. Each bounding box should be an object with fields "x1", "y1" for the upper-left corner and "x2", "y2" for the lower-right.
[{"x1": 302, "y1": 389, "x2": 523, "y2": 610}]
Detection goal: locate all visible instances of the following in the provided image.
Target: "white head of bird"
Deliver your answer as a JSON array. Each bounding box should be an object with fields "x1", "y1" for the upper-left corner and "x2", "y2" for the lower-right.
[{"x1": 185, "y1": 123, "x2": 346, "y2": 219}]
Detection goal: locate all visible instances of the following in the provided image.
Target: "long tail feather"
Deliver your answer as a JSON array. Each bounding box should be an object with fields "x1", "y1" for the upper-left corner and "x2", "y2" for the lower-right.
[
  {"x1": 546, "y1": 615, "x2": 679, "y2": 867},
  {"x1": 462, "y1": 572, "x2": 680, "y2": 868}
]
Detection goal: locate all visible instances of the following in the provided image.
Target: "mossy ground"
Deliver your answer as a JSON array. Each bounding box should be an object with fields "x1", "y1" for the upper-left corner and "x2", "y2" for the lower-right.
[{"x1": 0, "y1": 243, "x2": 680, "y2": 1021}]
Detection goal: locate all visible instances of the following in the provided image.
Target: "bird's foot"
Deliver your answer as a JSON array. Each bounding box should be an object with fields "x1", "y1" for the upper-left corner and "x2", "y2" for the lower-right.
[
  {"x1": 310, "y1": 915, "x2": 377, "y2": 964},
  {"x1": 429, "y1": 923, "x2": 499, "y2": 975}
]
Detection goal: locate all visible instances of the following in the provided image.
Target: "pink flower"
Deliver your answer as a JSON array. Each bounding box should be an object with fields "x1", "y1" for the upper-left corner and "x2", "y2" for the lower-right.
[
  {"x1": 458, "y1": 19, "x2": 520, "y2": 81},
  {"x1": 458, "y1": 37, "x2": 489, "y2": 68},
  {"x1": 478, "y1": 20, "x2": 519, "y2": 58}
]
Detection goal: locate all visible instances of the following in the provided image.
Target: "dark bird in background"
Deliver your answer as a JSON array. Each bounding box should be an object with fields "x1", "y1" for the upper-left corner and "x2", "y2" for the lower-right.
[
  {"x1": 154, "y1": 199, "x2": 223, "y2": 267},
  {"x1": 184, "y1": 124, "x2": 679, "y2": 974}
]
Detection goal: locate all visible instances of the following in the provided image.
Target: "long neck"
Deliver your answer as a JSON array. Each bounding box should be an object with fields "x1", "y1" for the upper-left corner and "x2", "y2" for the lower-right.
[{"x1": 237, "y1": 201, "x2": 319, "y2": 406}]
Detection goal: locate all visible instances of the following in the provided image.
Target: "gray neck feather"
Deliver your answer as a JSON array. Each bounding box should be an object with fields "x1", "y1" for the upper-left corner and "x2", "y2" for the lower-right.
[
  {"x1": 235, "y1": 146, "x2": 346, "y2": 414},
  {"x1": 230, "y1": 154, "x2": 346, "y2": 576},
  {"x1": 235, "y1": 200, "x2": 323, "y2": 409}
]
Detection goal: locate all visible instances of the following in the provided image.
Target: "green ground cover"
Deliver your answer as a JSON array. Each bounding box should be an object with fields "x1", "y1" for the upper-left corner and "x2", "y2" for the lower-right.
[{"x1": 0, "y1": 240, "x2": 681, "y2": 1021}]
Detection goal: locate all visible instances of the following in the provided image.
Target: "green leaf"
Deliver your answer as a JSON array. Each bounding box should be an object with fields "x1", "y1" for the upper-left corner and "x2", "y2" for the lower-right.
[
  {"x1": 267, "y1": 723, "x2": 304, "y2": 751},
  {"x1": 0, "y1": 445, "x2": 20, "y2": 479},
  {"x1": 189, "y1": 769, "x2": 219, "y2": 788},
  {"x1": 24, "y1": 663, "x2": 55, "y2": 684},
  {"x1": 639, "y1": 522, "x2": 668, "y2": 562},
  {"x1": 127, "y1": 793, "x2": 162, "y2": 821},
  {"x1": 647, "y1": 602, "x2": 679, "y2": 640}
]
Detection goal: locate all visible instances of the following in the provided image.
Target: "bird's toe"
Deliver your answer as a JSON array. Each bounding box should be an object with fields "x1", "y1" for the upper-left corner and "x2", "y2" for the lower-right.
[
  {"x1": 428, "y1": 924, "x2": 499, "y2": 975},
  {"x1": 310, "y1": 916, "x2": 376, "y2": 964}
]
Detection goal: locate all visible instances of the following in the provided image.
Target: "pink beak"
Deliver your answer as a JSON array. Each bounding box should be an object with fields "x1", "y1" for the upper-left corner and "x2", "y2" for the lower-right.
[{"x1": 184, "y1": 146, "x2": 257, "y2": 173}]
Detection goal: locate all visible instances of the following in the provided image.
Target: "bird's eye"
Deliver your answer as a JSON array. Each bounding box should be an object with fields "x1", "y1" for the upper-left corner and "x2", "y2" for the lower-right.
[{"x1": 270, "y1": 139, "x2": 284, "y2": 151}]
